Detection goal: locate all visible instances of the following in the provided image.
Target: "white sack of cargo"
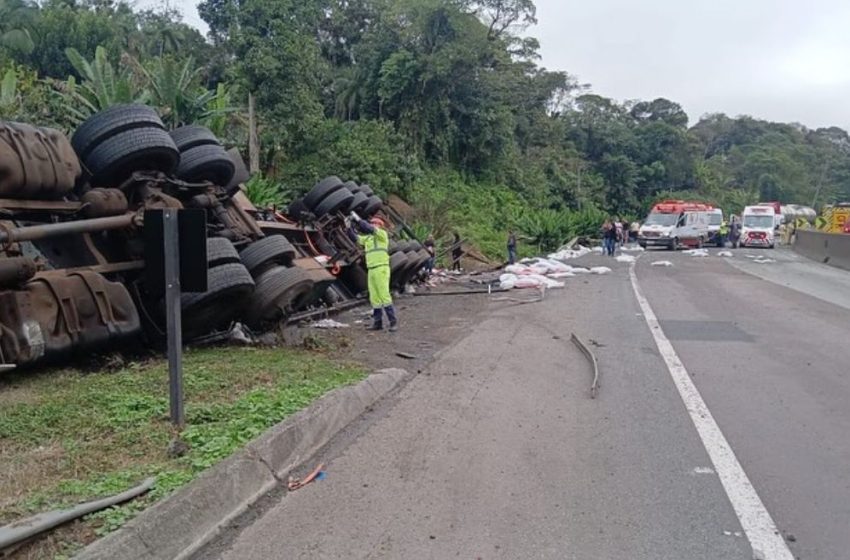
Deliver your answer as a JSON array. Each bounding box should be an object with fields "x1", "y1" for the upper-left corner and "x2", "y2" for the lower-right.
[
  {"x1": 547, "y1": 271, "x2": 575, "y2": 279},
  {"x1": 651, "y1": 260, "x2": 674, "y2": 267},
  {"x1": 718, "y1": 251, "x2": 733, "y2": 257},
  {"x1": 499, "y1": 273, "x2": 518, "y2": 284},
  {"x1": 683, "y1": 248, "x2": 709, "y2": 257},
  {"x1": 570, "y1": 267, "x2": 591, "y2": 274},
  {"x1": 615, "y1": 254, "x2": 636, "y2": 263},
  {"x1": 590, "y1": 266, "x2": 611, "y2": 275},
  {"x1": 504, "y1": 264, "x2": 530, "y2": 275}
]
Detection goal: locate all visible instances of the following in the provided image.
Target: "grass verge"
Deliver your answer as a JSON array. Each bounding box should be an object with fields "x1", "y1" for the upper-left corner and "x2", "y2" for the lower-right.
[{"x1": 0, "y1": 345, "x2": 366, "y2": 559}]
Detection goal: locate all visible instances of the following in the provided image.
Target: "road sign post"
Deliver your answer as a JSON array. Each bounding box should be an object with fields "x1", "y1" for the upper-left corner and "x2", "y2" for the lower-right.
[
  {"x1": 162, "y1": 208, "x2": 185, "y2": 429},
  {"x1": 144, "y1": 208, "x2": 207, "y2": 431}
]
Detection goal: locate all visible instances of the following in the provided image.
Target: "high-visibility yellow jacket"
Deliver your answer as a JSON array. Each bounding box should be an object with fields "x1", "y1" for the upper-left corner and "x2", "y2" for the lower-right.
[{"x1": 358, "y1": 227, "x2": 390, "y2": 269}]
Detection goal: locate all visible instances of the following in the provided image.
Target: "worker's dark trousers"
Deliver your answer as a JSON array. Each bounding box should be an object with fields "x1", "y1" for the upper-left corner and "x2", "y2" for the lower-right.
[{"x1": 372, "y1": 305, "x2": 398, "y2": 328}]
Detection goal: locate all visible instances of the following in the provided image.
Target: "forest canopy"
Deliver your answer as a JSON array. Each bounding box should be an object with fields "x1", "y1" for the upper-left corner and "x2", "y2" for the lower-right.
[{"x1": 1, "y1": 0, "x2": 848, "y2": 252}]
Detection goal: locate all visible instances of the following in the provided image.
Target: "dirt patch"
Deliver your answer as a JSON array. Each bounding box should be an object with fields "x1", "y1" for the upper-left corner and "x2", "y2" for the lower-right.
[{"x1": 308, "y1": 289, "x2": 490, "y2": 372}]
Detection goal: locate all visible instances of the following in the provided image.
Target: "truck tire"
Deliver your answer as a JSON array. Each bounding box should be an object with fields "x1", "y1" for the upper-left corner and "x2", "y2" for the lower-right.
[
  {"x1": 72, "y1": 104, "x2": 165, "y2": 160},
  {"x1": 169, "y1": 125, "x2": 221, "y2": 152},
  {"x1": 207, "y1": 237, "x2": 240, "y2": 267},
  {"x1": 245, "y1": 266, "x2": 315, "y2": 328},
  {"x1": 670, "y1": 238, "x2": 679, "y2": 251},
  {"x1": 358, "y1": 183, "x2": 374, "y2": 196},
  {"x1": 84, "y1": 127, "x2": 179, "y2": 187},
  {"x1": 341, "y1": 263, "x2": 368, "y2": 295},
  {"x1": 181, "y1": 262, "x2": 255, "y2": 339},
  {"x1": 389, "y1": 251, "x2": 408, "y2": 279},
  {"x1": 175, "y1": 144, "x2": 235, "y2": 185},
  {"x1": 347, "y1": 191, "x2": 370, "y2": 213},
  {"x1": 361, "y1": 195, "x2": 382, "y2": 217},
  {"x1": 313, "y1": 188, "x2": 354, "y2": 217},
  {"x1": 239, "y1": 235, "x2": 297, "y2": 275},
  {"x1": 343, "y1": 180, "x2": 361, "y2": 194},
  {"x1": 304, "y1": 176, "x2": 344, "y2": 209}
]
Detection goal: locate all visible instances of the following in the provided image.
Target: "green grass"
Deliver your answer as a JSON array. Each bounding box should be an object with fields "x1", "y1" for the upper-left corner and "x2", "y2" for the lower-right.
[{"x1": 0, "y1": 346, "x2": 365, "y2": 555}]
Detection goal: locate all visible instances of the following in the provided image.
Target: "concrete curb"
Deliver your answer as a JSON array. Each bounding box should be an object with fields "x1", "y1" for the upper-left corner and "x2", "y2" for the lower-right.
[{"x1": 75, "y1": 368, "x2": 411, "y2": 560}]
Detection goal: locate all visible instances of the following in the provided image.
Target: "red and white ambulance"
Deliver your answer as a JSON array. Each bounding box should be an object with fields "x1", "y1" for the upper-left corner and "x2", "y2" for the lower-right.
[
  {"x1": 740, "y1": 205, "x2": 777, "y2": 248},
  {"x1": 638, "y1": 200, "x2": 713, "y2": 250}
]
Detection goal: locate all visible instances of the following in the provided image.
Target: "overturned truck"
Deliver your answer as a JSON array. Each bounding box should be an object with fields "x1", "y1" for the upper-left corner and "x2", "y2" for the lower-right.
[{"x1": 0, "y1": 105, "x2": 431, "y2": 369}]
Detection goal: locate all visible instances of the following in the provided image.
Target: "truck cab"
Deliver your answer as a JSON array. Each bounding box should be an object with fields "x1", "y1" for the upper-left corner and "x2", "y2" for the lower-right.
[
  {"x1": 740, "y1": 205, "x2": 777, "y2": 248},
  {"x1": 638, "y1": 200, "x2": 712, "y2": 250}
]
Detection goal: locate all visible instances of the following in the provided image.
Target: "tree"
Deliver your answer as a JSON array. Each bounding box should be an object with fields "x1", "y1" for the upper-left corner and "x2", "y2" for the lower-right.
[
  {"x1": 0, "y1": 0, "x2": 37, "y2": 55},
  {"x1": 466, "y1": 0, "x2": 537, "y2": 39}
]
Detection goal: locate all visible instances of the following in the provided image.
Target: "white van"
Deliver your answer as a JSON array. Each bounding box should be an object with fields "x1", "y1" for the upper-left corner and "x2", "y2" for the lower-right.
[
  {"x1": 638, "y1": 200, "x2": 712, "y2": 250},
  {"x1": 740, "y1": 205, "x2": 777, "y2": 248},
  {"x1": 707, "y1": 208, "x2": 724, "y2": 247}
]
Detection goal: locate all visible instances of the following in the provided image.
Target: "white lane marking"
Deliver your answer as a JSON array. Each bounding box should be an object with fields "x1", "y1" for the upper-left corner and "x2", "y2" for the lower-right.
[{"x1": 629, "y1": 262, "x2": 794, "y2": 560}]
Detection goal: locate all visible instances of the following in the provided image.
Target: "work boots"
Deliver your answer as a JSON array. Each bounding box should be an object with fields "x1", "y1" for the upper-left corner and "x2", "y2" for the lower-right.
[
  {"x1": 366, "y1": 308, "x2": 383, "y2": 331},
  {"x1": 386, "y1": 305, "x2": 399, "y2": 332}
]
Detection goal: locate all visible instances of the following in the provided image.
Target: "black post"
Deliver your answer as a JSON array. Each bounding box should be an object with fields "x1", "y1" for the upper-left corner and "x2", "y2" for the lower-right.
[{"x1": 163, "y1": 208, "x2": 185, "y2": 429}]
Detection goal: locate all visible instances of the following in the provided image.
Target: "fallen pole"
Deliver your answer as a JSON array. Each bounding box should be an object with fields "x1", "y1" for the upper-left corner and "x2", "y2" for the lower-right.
[
  {"x1": 0, "y1": 477, "x2": 155, "y2": 552},
  {"x1": 571, "y1": 333, "x2": 600, "y2": 399}
]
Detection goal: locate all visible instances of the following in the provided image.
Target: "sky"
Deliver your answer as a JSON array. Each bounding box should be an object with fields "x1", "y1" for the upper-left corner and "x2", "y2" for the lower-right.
[{"x1": 142, "y1": 0, "x2": 850, "y2": 130}]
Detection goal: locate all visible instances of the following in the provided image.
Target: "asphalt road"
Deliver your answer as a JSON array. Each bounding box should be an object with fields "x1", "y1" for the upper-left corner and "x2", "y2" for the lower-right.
[{"x1": 196, "y1": 248, "x2": 849, "y2": 560}]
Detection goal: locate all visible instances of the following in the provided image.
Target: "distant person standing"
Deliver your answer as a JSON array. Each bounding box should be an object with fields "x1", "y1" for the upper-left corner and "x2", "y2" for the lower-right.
[
  {"x1": 614, "y1": 218, "x2": 625, "y2": 251},
  {"x1": 601, "y1": 219, "x2": 616, "y2": 256},
  {"x1": 424, "y1": 233, "x2": 436, "y2": 273},
  {"x1": 630, "y1": 220, "x2": 640, "y2": 242},
  {"x1": 729, "y1": 216, "x2": 741, "y2": 248},
  {"x1": 718, "y1": 219, "x2": 729, "y2": 248},
  {"x1": 507, "y1": 230, "x2": 517, "y2": 265},
  {"x1": 451, "y1": 232, "x2": 462, "y2": 271}
]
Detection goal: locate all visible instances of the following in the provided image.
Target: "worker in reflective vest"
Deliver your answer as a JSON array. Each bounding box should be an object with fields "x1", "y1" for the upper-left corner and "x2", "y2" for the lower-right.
[
  {"x1": 348, "y1": 213, "x2": 398, "y2": 332},
  {"x1": 719, "y1": 219, "x2": 729, "y2": 247}
]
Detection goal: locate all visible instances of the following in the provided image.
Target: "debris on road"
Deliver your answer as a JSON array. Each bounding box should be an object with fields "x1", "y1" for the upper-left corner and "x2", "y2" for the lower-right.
[
  {"x1": 754, "y1": 257, "x2": 776, "y2": 264},
  {"x1": 310, "y1": 319, "x2": 350, "y2": 329},
  {"x1": 287, "y1": 463, "x2": 325, "y2": 491},
  {"x1": 547, "y1": 245, "x2": 593, "y2": 260},
  {"x1": 717, "y1": 251, "x2": 734, "y2": 257},
  {"x1": 615, "y1": 254, "x2": 636, "y2": 263},
  {"x1": 589, "y1": 266, "x2": 612, "y2": 275},
  {"x1": 570, "y1": 333, "x2": 600, "y2": 399},
  {"x1": 620, "y1": 244, "x2": 645, "y2": 252},
  {"x1": 395, "y1": 351, "x2": 418, "y2": 360},
  {"x1": 682, "y1": 248, "x2": 710, "y2": 257},
  {"x1": 651, "y1": 260, "x2": 674, "y2": 267}
]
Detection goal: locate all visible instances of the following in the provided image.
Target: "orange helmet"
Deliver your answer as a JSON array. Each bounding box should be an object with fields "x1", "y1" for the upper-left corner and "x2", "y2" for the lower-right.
[{"x1": 369, "y1": 216, "x2": 386, "y2": 228}]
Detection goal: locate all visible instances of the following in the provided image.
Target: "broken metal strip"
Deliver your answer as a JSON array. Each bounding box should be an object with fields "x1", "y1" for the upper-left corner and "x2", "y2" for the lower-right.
[{"x1": 571, "y1": 333, "x2": 600, "y2": 399}]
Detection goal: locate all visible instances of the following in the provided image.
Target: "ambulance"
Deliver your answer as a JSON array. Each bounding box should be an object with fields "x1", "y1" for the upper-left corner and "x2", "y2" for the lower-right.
[
  {"x1": 740, "y1": 205, "x2": 777, "y2": 248},
  {"x1": 638, "y1": 200, "x2": 712, "y2": 250}
]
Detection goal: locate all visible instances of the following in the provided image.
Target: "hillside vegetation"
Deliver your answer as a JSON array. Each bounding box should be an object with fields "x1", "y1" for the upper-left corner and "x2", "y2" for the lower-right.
[{"x1": 2, "y1": 0, "x2": 849, "y2": 253}]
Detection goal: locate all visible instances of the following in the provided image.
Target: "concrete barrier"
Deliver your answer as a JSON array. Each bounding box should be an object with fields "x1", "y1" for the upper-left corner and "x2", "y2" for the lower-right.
[
  {"x1": 794, "y1": 229, "x2": 850, "y2": 271},
  {"x1": 75, "y1": 368, "x2": 412, "y2": 560}
]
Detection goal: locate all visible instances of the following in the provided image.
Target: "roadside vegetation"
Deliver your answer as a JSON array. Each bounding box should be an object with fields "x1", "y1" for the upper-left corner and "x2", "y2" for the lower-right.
[
  {"x1": 2, "y1": 0, "x2": 849, "y2": 255},
  {"x1": 0, "y1": 346, "x2": 365, "y2": 558}
]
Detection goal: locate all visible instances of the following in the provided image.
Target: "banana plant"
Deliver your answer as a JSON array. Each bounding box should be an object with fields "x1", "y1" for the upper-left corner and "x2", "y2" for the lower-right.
[{"x1": 63, "y1": 46, "x2": 147, "y2": 122}]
